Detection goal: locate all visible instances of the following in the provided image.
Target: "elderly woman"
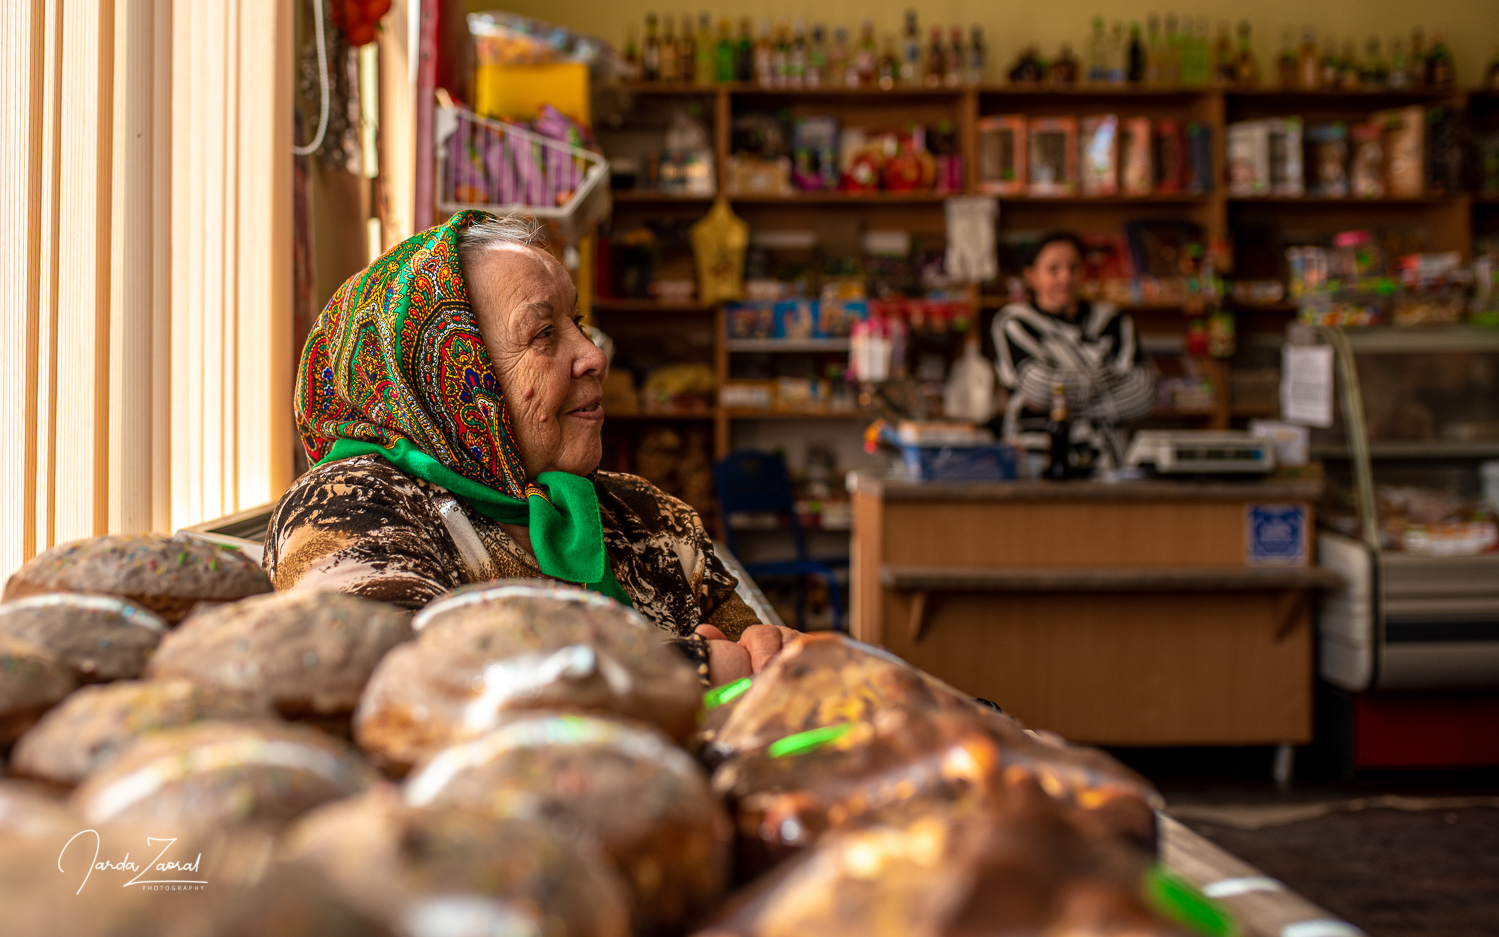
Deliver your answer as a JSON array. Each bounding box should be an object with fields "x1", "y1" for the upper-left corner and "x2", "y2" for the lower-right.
[{"x1": 266, "y1": 211, "x2": 789, "y2": 684}]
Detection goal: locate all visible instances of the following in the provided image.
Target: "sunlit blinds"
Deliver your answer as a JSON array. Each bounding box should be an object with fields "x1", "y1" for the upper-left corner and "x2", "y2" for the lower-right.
[{"x1": 0, "y1": 0, "x2": 293, "y2": 579}]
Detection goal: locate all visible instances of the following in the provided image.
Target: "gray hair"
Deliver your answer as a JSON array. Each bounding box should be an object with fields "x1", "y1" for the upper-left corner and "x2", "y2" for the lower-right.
[{"x1": 455, "y1": 214, "x2": 550, "y2": 266}]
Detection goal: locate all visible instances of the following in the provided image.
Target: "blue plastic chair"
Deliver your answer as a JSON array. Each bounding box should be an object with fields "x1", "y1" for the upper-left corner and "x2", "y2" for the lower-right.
[{"x1": 714, "y1": 450, "x2": 847, "y2": 632}]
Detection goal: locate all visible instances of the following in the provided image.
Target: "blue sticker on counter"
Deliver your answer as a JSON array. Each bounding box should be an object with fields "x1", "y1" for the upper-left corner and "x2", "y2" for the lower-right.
[{"x1": 1246, "y1": 503, "x2": 1307, "y2": 566}]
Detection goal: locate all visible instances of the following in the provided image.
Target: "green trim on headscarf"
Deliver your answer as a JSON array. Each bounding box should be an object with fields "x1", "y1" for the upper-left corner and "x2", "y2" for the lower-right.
[{"x1": 296, "y1": 211, "x2": 629, "y2": 608}]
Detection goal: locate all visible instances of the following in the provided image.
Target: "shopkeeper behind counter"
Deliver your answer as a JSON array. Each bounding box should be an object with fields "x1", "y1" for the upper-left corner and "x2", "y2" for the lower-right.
[{"x1": 990, "y1": 232, "x2": 1155, "y2": 475}]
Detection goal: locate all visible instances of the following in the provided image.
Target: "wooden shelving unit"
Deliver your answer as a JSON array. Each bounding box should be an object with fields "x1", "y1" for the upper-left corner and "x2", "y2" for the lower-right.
[{"x1": 599, "y1": 83, "x2": 1486, "y2": 456}]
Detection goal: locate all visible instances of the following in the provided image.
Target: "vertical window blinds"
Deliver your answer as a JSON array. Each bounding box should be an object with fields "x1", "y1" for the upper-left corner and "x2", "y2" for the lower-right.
[{"x1": 0, "y1": 0, "x2": 293, "y2": 578}]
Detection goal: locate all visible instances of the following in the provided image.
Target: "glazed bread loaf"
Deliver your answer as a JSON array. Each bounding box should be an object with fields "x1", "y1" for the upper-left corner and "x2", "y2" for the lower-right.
[
  {"x1": 0, "y1": 593, "x2": 167, "y2": 683},
  {"x1": 702, "y1": 633, "x2": 1160, "y2": 862},
  {"x1": 0, "y1": 635, "x2": 77, "y2": 744},
  {"x1": 355, "y1": 582, "x2": 701, "y2": 772},
  {"x1": 285, "y1": 785, "x2": 631, "y2": 937},
  {"x1": 3, "y1": 533, "x2": 271, "y2": 624},
  {"x1": 146, "y1": 591, "x2": 413, "y2": 718},
  {"x1": 0, "y1": 778, "x2": 78, "y2": 838},
  {"x1": 692, "y1": 792, "x2": 1188, "y2": 937},
  {"x1": 405, "y1": 712, "x2": 731, "y2": 934},
  {"x1": 11, "y1": 678, "x2": 273, "y2": 786},
  {"x1": 70, "y1": 719, "x2": 378, "y2": 832}
]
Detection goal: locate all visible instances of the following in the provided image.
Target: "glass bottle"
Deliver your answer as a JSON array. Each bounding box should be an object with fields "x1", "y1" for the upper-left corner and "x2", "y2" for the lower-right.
[
  {"x1": 856, "y1": 20, "x2": 877, "y2": 87},
  {"x1": 695, "y1": 13, "x2": 714, "y2": 85},
  {"x1": 1108, "y1": 21, "x2": 1127, "y2": 85},
  {"x1": 1052, "y1": 42, "x2": 1079, "y2": 87},
  {"x1": 877, "y1": 35, "x2": 899, "y2": 90},
  {"x1": 1088, "y1": 16, "x2": 1108, "y2": 84},
  {"x1": 1046, "y1": 383, "x2": 1072, "y2": 481},
  {"x1": 900, "y1": 10, "x2": 922, "y2": 86},
  {"x1": 736, "y1": 17, "x2": 754, "y2": 83},
  {"x1": 925, "y1": 26, "x2": 946, "y2": 87},
  {"x1": 1146, "y1": 14, "x2": 1162, "y2": 85},
  {"x1": 788, "y1": 19, "x2": 807, "y2": 88},
  {"x1": 1179, "y1": 17, "x2": 1209, "y2": 87},
  {"x1": 715, "y1": 19, "x2": 736, "y2": 84},
  {"x1": 1234, "y1": 21, "x2": 1259, "y2": 87},
  {"x1": 1339, "y1": 39, "x2": 1360, "y2": 90},
  {"x1": 677, "y1": 14, "x2": 696, "y2": 84},
  {"x1": 770, "y1": 22, "x2": 789, "y2": 88},
  {"x1": 1362, "y1": 37, "x2": 1386, "y2": 88},
  {"x1": 968, "y1": 25, "x2": 986, "y2": 85},
  {"x1": 1277, "y1": 29, "x2": 1297, "y2": 88},
  {"x1": 659, "y1": 14, "x2": 678, "y2": 82},
  {"x1": 1409, "y1": 28, "x2": 1427, "y2": 87},
  {"x1": 828, "y1": 25, "x2": 850, "y2": 88},
  {"x1": 1319, "y1": 38, "x2": 1340, "y2": 89},
  {"x1": 946, "y1": 26, "x2": 964, "y2": 87},
  {"x1": 1214, "y1": 21, "x2": 1235, "y2": 86},
  {"x1": 1298, "y1": 26, "x2": 1320, "y2": 89},
  {"x1": 1127, "y1": 21, "x2": 1146, "y2": 84},
  {"x1": 1427, "y1": 31, "x2": 1453, "y2": 90},
  {"x1": 808, "y1": 23, "x2": 827, "y2": 89},
  {"x1": 643, "y1": 13, "x2": 661, "y2": 82},
  {"x1": 624, "y1": 24, "x2": 640, "y2": 73},
  {"x1": 1385, "y1": 37, "x2": 1409, "y2": 88},
  {"x1": 753, "y1": 18, "x2": 773, "y2": 87},
  {"x1": 1162, "y1": 13, "x2": 1181, "y2": 86}
]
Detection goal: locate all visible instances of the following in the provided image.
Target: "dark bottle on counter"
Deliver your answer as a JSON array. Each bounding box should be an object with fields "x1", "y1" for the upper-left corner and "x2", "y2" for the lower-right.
[{"x1": 1046, "y1": 382, "x2": 1071, "y2": 481}]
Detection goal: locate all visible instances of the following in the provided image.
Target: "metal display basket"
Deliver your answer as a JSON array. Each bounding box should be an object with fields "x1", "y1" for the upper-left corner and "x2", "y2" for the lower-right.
[{"x1": 434, "y1": 104, "x2": 611, "y2": 243}]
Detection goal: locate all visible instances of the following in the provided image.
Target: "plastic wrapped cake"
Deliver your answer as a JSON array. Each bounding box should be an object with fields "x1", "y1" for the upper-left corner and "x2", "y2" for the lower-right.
[
  {"x1": 355, "y1": 582, "x2": 702, "y2": 772},
  {"x1": 285, "y1": 784, "x2": 631, "y2": 937},
  {"x1": 404, "y1": 711, "x2": 731, "y2": 933}
]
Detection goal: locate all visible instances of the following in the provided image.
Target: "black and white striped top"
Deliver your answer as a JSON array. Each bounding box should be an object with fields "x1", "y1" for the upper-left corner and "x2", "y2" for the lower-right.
[{"x1": 991, "y1": 301, "x2": 1155, "y2": 463}]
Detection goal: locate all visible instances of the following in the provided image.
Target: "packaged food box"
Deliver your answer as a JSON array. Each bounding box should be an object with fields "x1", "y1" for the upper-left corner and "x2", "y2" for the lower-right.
[
  {"x1": 975, "y1": 115, "x2": 1026, "y2": 195},
  {"x1": 1027, "y1": 117, "x2": 1078, "y2": 196}
]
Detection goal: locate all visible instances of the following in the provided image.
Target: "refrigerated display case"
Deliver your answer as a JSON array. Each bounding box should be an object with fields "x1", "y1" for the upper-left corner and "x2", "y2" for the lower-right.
[{"x1": 1303, "y1": 324, "x2": 1499, "y2": 692}]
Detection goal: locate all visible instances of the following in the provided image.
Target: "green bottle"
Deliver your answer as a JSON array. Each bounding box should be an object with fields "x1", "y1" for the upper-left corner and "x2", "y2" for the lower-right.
[{"x1": 715, "y1": 18, "x2": 736, "y2": 83}]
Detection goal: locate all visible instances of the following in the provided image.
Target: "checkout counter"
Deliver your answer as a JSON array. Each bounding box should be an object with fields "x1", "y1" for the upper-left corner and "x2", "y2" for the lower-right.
[{"x1": 849, "y1": 472, "x2": 1340, "y2": 750}]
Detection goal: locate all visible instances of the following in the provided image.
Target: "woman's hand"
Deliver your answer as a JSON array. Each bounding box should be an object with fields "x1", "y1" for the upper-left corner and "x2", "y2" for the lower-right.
[{"x1": 695, "y1": 624, "x2": 803, "y2": 686}]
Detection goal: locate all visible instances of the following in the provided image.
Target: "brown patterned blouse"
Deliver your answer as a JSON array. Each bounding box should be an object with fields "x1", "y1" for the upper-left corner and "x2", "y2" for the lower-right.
[{"x1": 263, "y1": 455, "x2": 761, "y2": 680}]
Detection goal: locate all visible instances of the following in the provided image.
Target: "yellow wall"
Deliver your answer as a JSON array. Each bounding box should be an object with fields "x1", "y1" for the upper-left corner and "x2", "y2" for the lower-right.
[{"x1": 470, "y1": 0, "x2": 1499, "y2": 88}]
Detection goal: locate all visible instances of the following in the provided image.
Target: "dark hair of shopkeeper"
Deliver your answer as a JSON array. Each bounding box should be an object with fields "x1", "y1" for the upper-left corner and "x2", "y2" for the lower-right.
[{"x1": 1025, "y1": 231, "x2": 1086, "y2": 269}]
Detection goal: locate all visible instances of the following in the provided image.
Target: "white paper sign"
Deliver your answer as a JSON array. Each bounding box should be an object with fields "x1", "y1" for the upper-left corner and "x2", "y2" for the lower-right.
[{"x1": 1281, "y1": 345, "x2": 1334, "y2": 428}]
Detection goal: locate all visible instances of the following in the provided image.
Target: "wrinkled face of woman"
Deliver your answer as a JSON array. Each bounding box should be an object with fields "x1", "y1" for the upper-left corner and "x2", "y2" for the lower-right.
[
  {"x1": 465, "y1": 243, "x2": 607, "y2": 478},
  {"x1": 1024, "y1": 240, "x2": 1083, "y2": 314}
]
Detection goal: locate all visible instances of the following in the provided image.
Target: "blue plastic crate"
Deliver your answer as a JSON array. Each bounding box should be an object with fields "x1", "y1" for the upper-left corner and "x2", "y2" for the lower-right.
[{"x1": 899, "y1": 442, "x2": 1017, "y2": 483}]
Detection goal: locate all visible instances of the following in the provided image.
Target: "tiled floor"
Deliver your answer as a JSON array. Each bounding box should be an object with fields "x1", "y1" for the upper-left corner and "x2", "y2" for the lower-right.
[{"x1": 1112, "y1": 747, "x2": 1499, "y2": 937}]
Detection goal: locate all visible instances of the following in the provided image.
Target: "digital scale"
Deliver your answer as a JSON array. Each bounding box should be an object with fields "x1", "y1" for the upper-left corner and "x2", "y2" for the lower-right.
[{"x1": 1124, "y1": 430, "x2": 1276, "y2": 475}]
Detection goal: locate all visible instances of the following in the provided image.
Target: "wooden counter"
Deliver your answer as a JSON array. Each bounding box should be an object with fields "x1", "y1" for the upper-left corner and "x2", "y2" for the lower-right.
[{"x1": 849, "y1": 472, "x2": 1333, "y2": 747}]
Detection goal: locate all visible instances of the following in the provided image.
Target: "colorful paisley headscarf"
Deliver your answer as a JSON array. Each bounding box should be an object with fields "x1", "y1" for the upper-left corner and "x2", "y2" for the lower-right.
[{"x1": 295, "y1": 210, "x2": 629, "y2": 605}]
